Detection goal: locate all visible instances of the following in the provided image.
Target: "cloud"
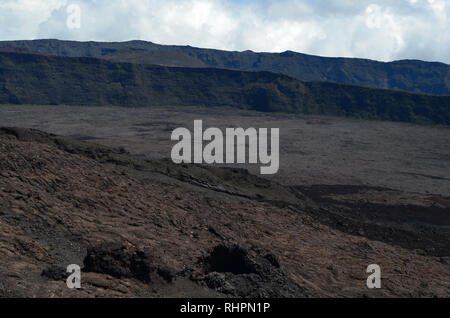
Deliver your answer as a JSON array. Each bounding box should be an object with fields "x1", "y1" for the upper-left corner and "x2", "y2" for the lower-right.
[
  {"x1": 0, "y1": 0, "x2": 449, "y2": 63},
  {"x1": 0, "y1": 0, "x2": 67, "y2": 39}
]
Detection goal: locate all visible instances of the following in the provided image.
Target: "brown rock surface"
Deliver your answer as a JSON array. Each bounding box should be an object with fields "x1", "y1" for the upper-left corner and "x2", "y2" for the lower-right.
[{"x1": 0, "y1": 128, "x2": 448, "y2": 298}]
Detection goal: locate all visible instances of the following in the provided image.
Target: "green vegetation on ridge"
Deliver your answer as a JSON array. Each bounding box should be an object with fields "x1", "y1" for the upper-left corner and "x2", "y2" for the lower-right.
[
  {"x1": 0, "y1": 51, "x2": 449, "y2": 125},
  {"x1": 1, "y1": 39, "x2": 449, "y2": 95}
]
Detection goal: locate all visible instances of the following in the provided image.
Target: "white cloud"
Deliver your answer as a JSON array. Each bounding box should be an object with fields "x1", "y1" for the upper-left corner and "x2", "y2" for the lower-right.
[
  {"x1": 0, "y1": 0, "x2": 67, "y2": 39},
  {"x1": 427, "y1": 0, "x2": 447, "y2": 21},
  {"x1": 0, "y1": 0, "x2": 449, "y2": 63}
]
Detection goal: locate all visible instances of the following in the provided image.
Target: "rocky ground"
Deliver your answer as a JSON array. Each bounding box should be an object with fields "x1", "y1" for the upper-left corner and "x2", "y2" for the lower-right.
[
  {"x1": 1, "y1": 105, "x2": 448, "y2": 196},
  {"x1": 0, "y1": 127, "x2": 449, "y2": 298}
]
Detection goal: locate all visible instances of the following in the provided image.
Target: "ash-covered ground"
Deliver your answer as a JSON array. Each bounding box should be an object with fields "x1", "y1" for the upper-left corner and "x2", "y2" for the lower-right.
[{"x1": 0, "y1": 105, "x2": 448, "y2": 196}]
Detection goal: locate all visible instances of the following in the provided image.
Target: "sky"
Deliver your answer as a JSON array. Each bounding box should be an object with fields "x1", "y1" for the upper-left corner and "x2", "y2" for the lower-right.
[{"x1": 0, "y1": 0, "x2": 449, "y2": 63}]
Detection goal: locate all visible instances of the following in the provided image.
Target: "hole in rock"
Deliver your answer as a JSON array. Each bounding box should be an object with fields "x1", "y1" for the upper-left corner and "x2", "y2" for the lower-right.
[{"x1": 205, "y1": 245, "x2": 256, "y2": 275}]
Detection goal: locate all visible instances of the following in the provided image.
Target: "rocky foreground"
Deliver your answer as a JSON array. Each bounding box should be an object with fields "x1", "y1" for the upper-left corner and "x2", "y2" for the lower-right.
[{"x1": 0, "y1": 127, "x2": 448, "y2": 298}]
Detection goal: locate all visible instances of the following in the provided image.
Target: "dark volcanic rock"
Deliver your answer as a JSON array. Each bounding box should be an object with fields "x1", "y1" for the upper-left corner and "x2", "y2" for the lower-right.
[
  {"x1": 83, "y1": 243, "x2": 175, "y2": 284},
  {"x1": 201, "y1": 244, "x2": 304, "y2": 298},
  {"x1": 84, "y1": 243, "x2": 135, "y2": 279},
  {"x1": 204, "y1": 244, "x2": 258, "y2": 275},
  {"x1": 41, "y1": 266, "x2": 68, "y2": 281}
]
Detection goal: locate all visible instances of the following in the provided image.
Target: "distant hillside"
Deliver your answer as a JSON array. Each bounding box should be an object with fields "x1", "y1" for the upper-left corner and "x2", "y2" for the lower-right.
[
  {"x1": 0, "y1": 51, "x2": 449, "y2": 125},
  {"x1": 1, "y1": 39, "x2": 449, "y2": 95},
  {"x1": 103, "y1": 48, "x2": 207, "y2": 68}
]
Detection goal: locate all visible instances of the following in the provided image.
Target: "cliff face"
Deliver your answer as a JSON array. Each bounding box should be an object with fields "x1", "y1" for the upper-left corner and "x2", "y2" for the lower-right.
[
  {"x1": 1, "y1": 39, "x2": 450, "y2": 95},
  {"x1": 1, "y1": 51, "x2": 449, "y2": 125}
]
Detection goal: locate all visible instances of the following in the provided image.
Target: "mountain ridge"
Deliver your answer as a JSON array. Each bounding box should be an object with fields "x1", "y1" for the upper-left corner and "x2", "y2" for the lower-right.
[
  {"x1": 0, "y1": 50, "x2": 449, "y2": 125},
  {"x1": 1, "y1": 39, "x2": 449, "y2": 95}
]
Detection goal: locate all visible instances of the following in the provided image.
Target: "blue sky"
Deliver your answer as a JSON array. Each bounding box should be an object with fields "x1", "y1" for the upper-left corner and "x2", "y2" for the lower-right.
[{"x1": 0, "y1": 0, "x2": 449, "y2": 63}]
